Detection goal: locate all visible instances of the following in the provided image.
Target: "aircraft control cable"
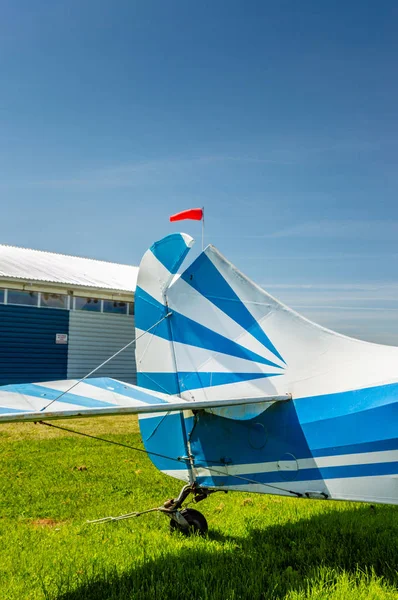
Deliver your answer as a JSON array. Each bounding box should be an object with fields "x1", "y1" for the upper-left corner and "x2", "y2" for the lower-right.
[
  {"x1": 38, "y1": 420, "x2": 185, "y2": 465},
  {"x1": 38, "y1": 420, "x2": 303, "y2": 498},
  {"x1": 37, "y1": 306, "x2": 302, "y2": 499},
  {"x1": 198, "y1": 464, "x2": 303, "y2": 497}
]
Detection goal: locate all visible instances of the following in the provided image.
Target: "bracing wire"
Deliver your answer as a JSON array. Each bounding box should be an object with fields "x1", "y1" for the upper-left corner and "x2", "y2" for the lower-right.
[
  {"x1": 38, "y1": 421, "x2": 184, "y2": 464},
  {"x1": 37, "y1": 305, "x2": 301, "y2": 498},
  {"x1": 200, "y1": 464, "x2": 302, "y2": 497},
  {"x1": 40, "y1": 313, "x2": 172, "y2": 412},
  {"x1": 38, "y1": 421, "x2": 302, "y2": 498}
]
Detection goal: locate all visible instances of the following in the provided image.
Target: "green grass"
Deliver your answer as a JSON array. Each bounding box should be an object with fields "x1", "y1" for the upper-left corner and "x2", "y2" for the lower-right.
[{"x1": 0, "y1": 417, "x2": 397, "y2": 600}]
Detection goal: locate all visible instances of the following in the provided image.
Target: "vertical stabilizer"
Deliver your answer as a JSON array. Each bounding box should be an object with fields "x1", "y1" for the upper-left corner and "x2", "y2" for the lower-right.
[
  {"x1": 135, "y1": 233, "x2": 194, "y2": 395},
  {"x1": 135, "y1": 233, "x2": 194, "y2": 483}
]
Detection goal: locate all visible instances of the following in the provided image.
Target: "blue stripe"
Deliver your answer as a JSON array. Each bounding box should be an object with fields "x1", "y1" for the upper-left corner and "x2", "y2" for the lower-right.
[
  {"x1": 312, "y1": 437, "x2": 398, "y2": 458},
  {"x1": 0, "y1": 382, "x2": 115, "y2": 409},
  {"x1": 139, "y1": 371, "x2": 281, "y2": 394},
  {"x1": 295, "y1": 381, "x2": 398, "y2": 424},
  {"x1": 84, "y1": 378, "x2": 168, "y2": 406},
  {"x1": 150, "y1": 233, "x2": 190, "y2": 274},
  {"x1": 138, "y1": 372, "x2": 180, "y2": 395},
  {"x1": 135, "y1": 287, "x2": 170, "y2": 335},
  {"x1": 170, "y1": 311, "x2": 282, "y2": 367},
  {"x1": 180, "y1": 371, "x2": 280, "y2": 390},
  {"x1": 196, "y1": 460, "x2": 398, "y2": 488},
  {"x1": 0, "y1": 407, "x2": 26, "y2": 414},
  {"x1": 301, "y1": 402, "x2": 398, "y2": 452},
  {"x1": 135, "y1": 287, "x2": 281, "y2": 368},
  {"x1": 181, "y1": 253, "x2": 285, "y2": 364}
]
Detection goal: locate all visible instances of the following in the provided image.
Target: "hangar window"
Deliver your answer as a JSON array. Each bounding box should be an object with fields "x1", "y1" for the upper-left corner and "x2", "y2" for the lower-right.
[
  {"x1": 75, "y1": 296, "x2": 101, "y2": 311},
  {"x1": 40, "y1": 293, "x2": 68, "y2": 309},
  {"x1": 103, "y1": 300, "x2": 127, "y2": 314},
  {"x1": 0, "y1": 289, "x2": 4, "y2": 303},
  {"x1": 8, "y1": 290, "x2": 39, "y2": 306},
  {"x1": 128, "y1": 302, "x2": 134, "y2": 315}
]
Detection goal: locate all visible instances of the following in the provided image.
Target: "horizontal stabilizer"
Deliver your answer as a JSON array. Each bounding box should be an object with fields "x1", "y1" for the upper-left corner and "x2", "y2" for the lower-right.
[{"x1": 0, "y1": 377, "x2": 291, "y2": 424}]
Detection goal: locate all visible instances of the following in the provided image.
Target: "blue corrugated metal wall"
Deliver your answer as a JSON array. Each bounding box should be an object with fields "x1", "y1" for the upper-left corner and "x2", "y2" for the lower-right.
[{"x1": 0, "y1": 305, "x2": 69, "y2": 384}]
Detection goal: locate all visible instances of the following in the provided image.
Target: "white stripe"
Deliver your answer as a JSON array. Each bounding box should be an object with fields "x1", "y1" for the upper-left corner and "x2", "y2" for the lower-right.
[
  {"x1": 312, "y1": 449, "x2": 398, "y2": 469},
  {"x1": 137, "y1": 250, "x2": 171, "y2": 304},
  {"x1": 159, "y1": 471, "x2": 398, "y2": 504},
  {"x1": 173, "y1": 342, "x2": 282, "y2": 374},
  {"x1": 179, "y1": 378, "x2": 285, "y2": 403},
  {"x1": 135, "y1": 328, "x2": 178, "y2": 376},
  {"x1": 167, "y1": 276, "x2": 284, "y2": 367},
  {"x1": 37, "y1": 380, "x2": 168, "y2": 407},
  {"x1": 162, "y1": 449, "x2": 398, "y2": 479},
  {"x1": 138, "y1": 410, "x2": 171, "y2": 420},
  {"x1": 138, "y1": 333, "x2": 283, "y2": 376},
  {"x1": 139, "y1": 409, "x2": 195, "y2": 420}
]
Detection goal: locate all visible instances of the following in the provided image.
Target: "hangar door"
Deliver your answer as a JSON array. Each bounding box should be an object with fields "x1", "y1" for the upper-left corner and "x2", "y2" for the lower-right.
[{"x1": 67, "y1": 311, "x2": 136, "y2": 384}]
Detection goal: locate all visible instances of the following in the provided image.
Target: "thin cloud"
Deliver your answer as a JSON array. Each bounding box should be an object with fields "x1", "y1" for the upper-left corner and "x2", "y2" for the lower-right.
[
  {"x1": 260, "y1": 283, "x2": 398, "y2": 323},
  {"x1": 214, "y1": 220, "x2": 398, "y2": 240},
  {"x1": 234, "y1": 253, "x2": 398, "y2": 261},
  {"x1": 270, "y1": 220, "x2": 398, "y2": 239},
  {"x1": 22, "y1": 154, "x2": 291, "y2": 189},
  {"x1": 292, "y1": 305, "x2": 398, "y2": 312},
  {"x1": 261, "y1": 282, "x2": 398, "y2": 290},
  {"x1": 277, "y1": 302, "x2": 398, "y2": 345}
]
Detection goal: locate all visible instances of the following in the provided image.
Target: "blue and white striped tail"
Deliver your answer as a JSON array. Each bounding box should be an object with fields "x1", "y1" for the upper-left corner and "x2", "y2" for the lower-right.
[
  {"x1": 135, "y1": 233, "x2": 195, "y2": 481},
  {"x1": 135, "y1": 233, "x2": 398, "y2": 503},
  {"x1": 134, "y1": 232, "x2": 289, "y2": 482},
  {"x1": 135, "y1": 233, "x2": 286, "y2": 406},
  {"x1": 135, "y1": 232, "x2": 194, "y2": 397}
]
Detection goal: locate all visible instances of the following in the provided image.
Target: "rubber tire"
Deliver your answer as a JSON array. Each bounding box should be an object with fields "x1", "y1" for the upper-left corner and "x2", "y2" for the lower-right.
[{"x1": 169, "y1": 508, "x2": 208, "y2": 536}]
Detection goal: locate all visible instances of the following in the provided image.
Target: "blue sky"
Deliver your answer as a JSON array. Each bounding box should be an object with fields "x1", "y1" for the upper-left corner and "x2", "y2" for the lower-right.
[{"x1": 1, "y1": 1, "x2": 398, "y2": 343}]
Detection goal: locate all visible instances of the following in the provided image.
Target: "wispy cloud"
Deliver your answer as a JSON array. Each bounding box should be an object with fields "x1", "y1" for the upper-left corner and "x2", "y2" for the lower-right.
[
  {"x1": 234, "y1": 253, "x2": 398, "y2": 261},
  {"x1": 262, "y1": 282, "x2": 398, "y2": 291},
  {"x1": 1, "y1": 132, "x2": 390, "y2": 190},
  {"x1": 297, "y1": 309, "x2": 398, "y2": 345},
  {"x1": 291, "y1": 305, "x2": 398, "y2": 312},
  {"x1": 21, "y1": 154, "x2": 291, "y2": 189},
  {"x1": 263, "y1": 281, "x2": 398, "y2": 301},
  {"x1": 214, "y1": 220, "x2": 398, "y2": 240},
  {"x1": 270, "y1": 220, "x2": 398, "y2": 240},
  {"x1": 261, "y1": 282, "x2": 398, "y2": 345},
  {"x1": 258, "y1": 140, "x2": 375, "y2": 164}
]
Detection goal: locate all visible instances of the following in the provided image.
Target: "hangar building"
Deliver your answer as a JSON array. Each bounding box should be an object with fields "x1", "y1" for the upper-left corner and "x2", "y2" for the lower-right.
[{"x1": 0, "y1": 245, "x2": 137, "y2": 385}]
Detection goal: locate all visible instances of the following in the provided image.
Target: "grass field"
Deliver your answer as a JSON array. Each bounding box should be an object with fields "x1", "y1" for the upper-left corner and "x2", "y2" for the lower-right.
[{"x1": 0, "y1": 416, "x2": 397, "y2": 600}]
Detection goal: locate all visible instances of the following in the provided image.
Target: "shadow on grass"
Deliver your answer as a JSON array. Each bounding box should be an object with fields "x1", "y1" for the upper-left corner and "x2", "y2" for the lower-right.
[{"x1": 56, "y1": 504, "x2": 398, "y2": 600}]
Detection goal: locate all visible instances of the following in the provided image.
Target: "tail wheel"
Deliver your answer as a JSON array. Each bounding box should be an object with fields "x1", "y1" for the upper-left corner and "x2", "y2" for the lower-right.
[{"x1": 170, "y1": 508, "x2": 208, "y2": 536}]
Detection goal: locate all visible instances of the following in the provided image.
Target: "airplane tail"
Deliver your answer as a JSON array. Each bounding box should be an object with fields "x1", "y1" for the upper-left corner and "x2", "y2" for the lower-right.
[
  {"x1": 135, "y1": 233, "x2": 398, "y2": 500},
  {"x1": 136, "y1": 233, "x2": 398, "y2": 404},
  {"x1": 135, "y1": 233, "x2": 290, "y2": 406}
]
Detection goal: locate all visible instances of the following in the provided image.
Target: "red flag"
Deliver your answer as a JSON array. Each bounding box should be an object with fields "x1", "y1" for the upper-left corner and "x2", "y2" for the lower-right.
[{"x1": 170, "y1": 208, "x2": 203, "y2": 222}]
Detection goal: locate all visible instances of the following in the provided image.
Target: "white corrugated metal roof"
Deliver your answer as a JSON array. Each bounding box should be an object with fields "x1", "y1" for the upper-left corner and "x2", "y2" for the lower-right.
[{"x1": 0, "y1": 245, "x2": 137, "y2": 293}]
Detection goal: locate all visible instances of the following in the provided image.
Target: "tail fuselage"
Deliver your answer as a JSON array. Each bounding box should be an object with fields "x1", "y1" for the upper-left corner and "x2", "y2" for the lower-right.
[{"x1": 136, "y1": 234, "x2": 398, "y2": 505}]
